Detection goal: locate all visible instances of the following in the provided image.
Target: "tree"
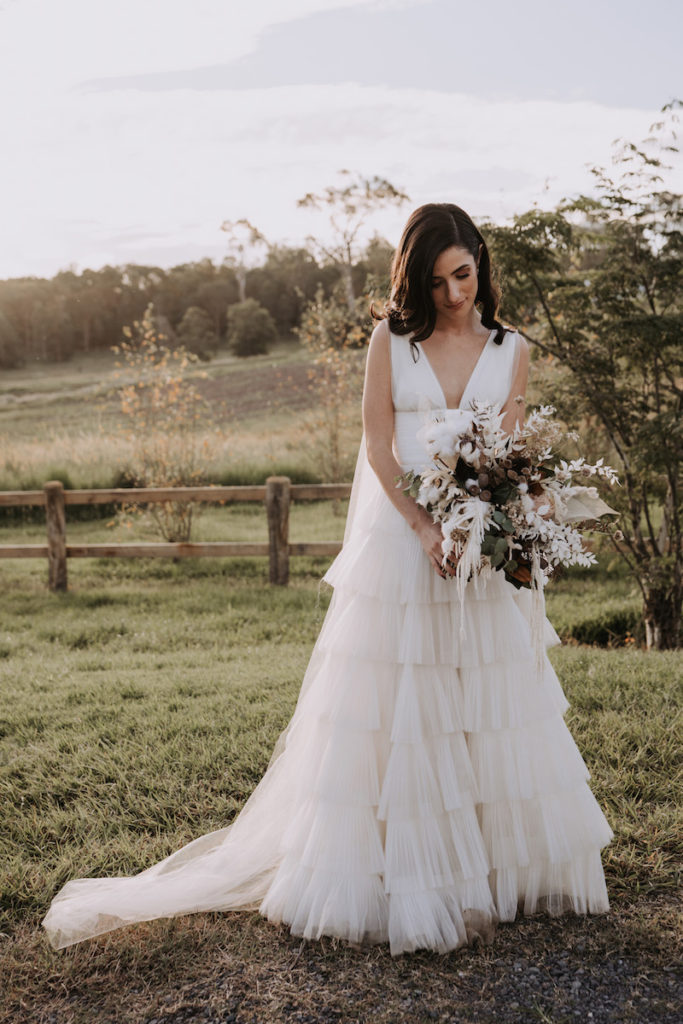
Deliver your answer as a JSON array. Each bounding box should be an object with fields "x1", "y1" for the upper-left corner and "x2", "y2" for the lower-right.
[
  {"x1": 358, "y1": 232, "x2": 395, "y2": 298},
  {"x1": 0, "y1": 309, "x2": 22, "y2": 368},
  {"x1": 246, "y1": 244, "x2": 333, "y2": 334},
  {"x1": 177, "y1": 305, "x2": 216, "y2": 359},
  {"x1": 54, "y1": 265, "x2": 126, "y2": 354},
  {"x1": 297, "y1": 170, "x2": 409, "y2": 311},
  {"x1": 194, "y1": 275, "x2": 238, "y2": 337},
  {"x1": 226, "y1": 298, "x2": 277, "y2": 357},
  {"x1": 0, "y1": 260, "x2": 236, "y2": 364},
  {"x1": 486, "y1": 104, "x2": 682, "y2": 649},
  {"x1": 219, "y1": 218, "x2": 267, "y2": 303}
]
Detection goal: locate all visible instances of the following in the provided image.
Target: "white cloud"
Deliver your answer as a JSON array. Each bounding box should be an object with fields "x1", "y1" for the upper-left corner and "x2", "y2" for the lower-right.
[
  {"x1": 0, "y1": 0, "x2": 407, "y2": 93},
  {"x1": 0, "y1": 1, "x2": 675, "y2": 278}
]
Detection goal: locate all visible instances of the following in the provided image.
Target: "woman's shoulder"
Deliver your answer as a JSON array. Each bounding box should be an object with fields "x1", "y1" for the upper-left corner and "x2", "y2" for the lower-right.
[
  {"x1": 508, "y1": 328, "x2": 528, "y2": 356},
  {"x1": 369, "y1": 317, "x2": 414, "y2": 355},
  {"x1": 370, "y1": 317, "x2": 391, "y2": 345},
  {"x1": 371, "y1": 317, "x2": 417, "y2": 344},
  {"x1": 499, "y1": 325, "x2": 527, "y2": 353},
  {"x1": 366, "y1": 318, "x2": 392, "y2": 377},
  {"x1": 502, "y1": 328, "x2": 529, "y2": 384}
]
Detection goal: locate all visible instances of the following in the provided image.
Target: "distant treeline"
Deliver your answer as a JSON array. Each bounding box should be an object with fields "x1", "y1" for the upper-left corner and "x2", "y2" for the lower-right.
[{"x1": 0, "y1": 237, "x2": 393, "y2": 367}]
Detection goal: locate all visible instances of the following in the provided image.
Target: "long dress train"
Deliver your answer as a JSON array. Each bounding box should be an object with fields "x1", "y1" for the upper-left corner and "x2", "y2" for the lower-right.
[{"x1": 41, "y1": 327, "x2": 613, "y2": 955}]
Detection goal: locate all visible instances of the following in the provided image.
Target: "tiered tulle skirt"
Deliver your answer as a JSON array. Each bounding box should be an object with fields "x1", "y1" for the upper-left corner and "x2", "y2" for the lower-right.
[
  {"x1": 42, "y1": 491, "x2": 613, "y2": 955},
  {"x1": 259, "y1": 495, "x2": 613, "y2": 955}
]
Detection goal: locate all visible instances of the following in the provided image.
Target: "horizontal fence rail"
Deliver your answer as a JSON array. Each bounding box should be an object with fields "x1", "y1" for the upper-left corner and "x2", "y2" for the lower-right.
[
  {"x1": 0, "y1": 483, "x2": 354, "y2": 506},
  {"x1": 0, "y1": 478, "x2": 352, "y2": 591}
]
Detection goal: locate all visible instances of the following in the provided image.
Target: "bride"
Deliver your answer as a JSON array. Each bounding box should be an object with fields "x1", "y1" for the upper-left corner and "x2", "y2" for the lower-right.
[{"x1": 42, "y1": 203, "x2": 613, "y2": 956}]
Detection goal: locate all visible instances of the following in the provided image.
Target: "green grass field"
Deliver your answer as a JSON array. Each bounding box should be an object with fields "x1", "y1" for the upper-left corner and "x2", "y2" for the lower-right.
[
  {"x1": 0, "y1": 551, "x2": 681, "y2": 1023},
  {"x1": 1, "y1": 346, "x2": 681, "y2": 1023}
]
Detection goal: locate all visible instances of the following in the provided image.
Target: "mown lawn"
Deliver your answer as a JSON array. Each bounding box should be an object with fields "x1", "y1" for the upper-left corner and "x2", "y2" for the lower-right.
[{"x1": 0, "y1": 541, "x2": 681, "y2": 1023}]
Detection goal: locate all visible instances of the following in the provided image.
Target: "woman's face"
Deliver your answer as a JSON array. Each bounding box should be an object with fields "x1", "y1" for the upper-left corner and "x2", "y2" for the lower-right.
[{"x1": 430, "y1": 245, "x2": 479, "y2": 324}]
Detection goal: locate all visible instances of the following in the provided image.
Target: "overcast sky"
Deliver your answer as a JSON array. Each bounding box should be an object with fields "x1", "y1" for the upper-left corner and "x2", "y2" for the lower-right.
[{"x1": 0, "y1": 0, "x2": 680, "y2": 279}]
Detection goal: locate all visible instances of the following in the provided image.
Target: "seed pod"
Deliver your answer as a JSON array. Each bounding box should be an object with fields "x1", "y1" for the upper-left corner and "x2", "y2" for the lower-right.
[
  {"x1": 477, "y1": 472, "x2": 489, "y2": 487},
  {"x1": 479, "y1": 489, "x2": 491, "y2": 501}
]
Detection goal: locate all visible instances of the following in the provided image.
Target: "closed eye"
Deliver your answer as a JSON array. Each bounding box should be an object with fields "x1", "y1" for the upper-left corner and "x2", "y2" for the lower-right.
[{"x1": 431, "y1": 272, "x2": 470, "y2": 287}]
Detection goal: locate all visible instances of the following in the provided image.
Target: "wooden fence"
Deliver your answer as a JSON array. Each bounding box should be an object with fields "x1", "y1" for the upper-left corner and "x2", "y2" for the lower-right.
[{"x1": 0, "y1": 477, "x2": 352, "y2": 591}]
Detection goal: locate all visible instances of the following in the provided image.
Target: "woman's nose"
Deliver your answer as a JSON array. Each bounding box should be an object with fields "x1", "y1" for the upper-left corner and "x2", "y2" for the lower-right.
[{"x1": 446, "y1": 280, "x2": 462, "y2": 302}]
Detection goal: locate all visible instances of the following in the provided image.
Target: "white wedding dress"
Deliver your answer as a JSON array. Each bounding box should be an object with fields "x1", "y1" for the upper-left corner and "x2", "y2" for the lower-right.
[{"x1": 42, "y1": 327, "x2": 613, "y2": 955}]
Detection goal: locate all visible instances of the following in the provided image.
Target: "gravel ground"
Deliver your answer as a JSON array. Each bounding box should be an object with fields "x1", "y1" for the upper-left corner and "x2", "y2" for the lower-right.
[
  {"x1": 134, "y1": 950, "x2": 681, "y2": 1024},
  {"x1": 18, "y1": 898, "x2": 682, "y2": 1024}
]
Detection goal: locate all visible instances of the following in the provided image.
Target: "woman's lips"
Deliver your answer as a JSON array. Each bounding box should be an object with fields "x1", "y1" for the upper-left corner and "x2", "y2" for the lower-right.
[{"x1": 445, "y1": 300, "x2": 465, "y2": 309}]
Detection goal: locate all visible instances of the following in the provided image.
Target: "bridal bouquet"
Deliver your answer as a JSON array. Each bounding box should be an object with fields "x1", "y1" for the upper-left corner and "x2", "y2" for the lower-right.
[{"x1": 402, "y1": 401, "x2": 619, "y2": 596}]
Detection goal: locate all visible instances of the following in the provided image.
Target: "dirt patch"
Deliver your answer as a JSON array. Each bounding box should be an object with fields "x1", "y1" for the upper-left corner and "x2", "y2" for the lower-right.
[{"x1": 197, "y1": 362, "x2": 323, "y2": 425}]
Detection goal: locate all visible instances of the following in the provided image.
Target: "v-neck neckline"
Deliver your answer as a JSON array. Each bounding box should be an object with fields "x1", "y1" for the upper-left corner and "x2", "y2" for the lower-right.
[{"x1": 419, "y1": 329, "x2": 496, "y2": 410}]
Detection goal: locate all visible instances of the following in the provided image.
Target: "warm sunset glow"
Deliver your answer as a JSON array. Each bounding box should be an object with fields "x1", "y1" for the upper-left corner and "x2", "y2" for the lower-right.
[{"x1": 0, "y1": 0, "x2": 679, "y2": 278}]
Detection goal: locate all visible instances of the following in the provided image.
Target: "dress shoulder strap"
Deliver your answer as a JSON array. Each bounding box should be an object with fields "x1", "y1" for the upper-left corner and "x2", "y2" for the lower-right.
[
  {"x1": 389, "y1": 328, "x2": 416, "y2": 404},
  {"x1": 388, "y1": 327, "x2": 444, "y2": 411}
]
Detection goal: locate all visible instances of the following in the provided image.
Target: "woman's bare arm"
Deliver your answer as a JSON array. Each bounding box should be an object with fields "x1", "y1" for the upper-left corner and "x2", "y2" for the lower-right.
[
  {"x1": 500, "y1": 333, "x2": 529, "y2": 435},
  {"x1": 362, "y1": 319, "x2": 454, "y2": 576}
]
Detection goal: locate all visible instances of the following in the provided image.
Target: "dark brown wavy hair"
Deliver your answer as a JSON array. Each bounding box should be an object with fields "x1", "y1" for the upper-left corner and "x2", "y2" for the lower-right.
[{"x1": 373, "y1": 203, "x2": 510, "y2": 350}]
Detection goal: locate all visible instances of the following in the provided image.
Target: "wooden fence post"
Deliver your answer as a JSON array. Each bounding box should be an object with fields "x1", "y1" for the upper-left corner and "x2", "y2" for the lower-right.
[
  {"x1": 265, "y1": 476, "x2": 290, "y2": 585},
  {"x1": 44, "y1": 481, "x2": 67, "y2": 592}
]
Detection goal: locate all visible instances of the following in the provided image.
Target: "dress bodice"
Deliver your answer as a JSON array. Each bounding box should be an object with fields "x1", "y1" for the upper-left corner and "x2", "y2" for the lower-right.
[{"x1": 390, "y1": 328, "x2": 520, "y2": 472}]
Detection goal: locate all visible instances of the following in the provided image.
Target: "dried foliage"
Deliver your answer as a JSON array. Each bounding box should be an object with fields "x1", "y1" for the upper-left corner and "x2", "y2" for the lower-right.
[
  {"x1": 295, "y1": 285, "x2": 368, "y2": 489},
  {"x1": 112, "y1": 304, "x2": 216, "y2": 542}
]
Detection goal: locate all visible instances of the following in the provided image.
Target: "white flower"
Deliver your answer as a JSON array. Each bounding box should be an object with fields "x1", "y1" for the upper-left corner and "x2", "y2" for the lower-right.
[{"x1": 418, "y1": 409, "x2": 476, "y2": 459}]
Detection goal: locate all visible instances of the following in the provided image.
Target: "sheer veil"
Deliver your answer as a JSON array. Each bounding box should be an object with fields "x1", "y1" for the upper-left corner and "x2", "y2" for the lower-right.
[
  {"x1": 341, "y1": 432, "x2": 383, "y2": 547},
  {"x1": 42, "y1": 428, "x2": 383, "y2": 949}
]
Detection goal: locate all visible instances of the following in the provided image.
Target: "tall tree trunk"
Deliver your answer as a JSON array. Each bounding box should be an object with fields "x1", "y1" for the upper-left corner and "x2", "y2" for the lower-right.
[
  {"x1": 643, "y1": 585, "x2": 682, "y2": 650},
  {"x1": 237, "y1": 268, "x2": 247, "y2": 304},
  {"x1": 341, "y1": 264, "x2": 355, "y2": 313}
]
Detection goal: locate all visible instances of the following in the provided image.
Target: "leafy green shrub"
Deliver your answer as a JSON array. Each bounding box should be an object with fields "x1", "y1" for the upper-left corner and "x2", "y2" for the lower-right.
[
  {"x1": 42, "y1": 467, "x2": 74, "y2": 490},
  {"x1": 176, "y1": 305, "x2": 216, "y2": 359},
  {"x1": 226, "y1": 299, "x2": 277, "y2": 357},
  {"x1": 560, "y1": 607, "x2": 644, "y2": 647},
  {"x1": 215, "y1": 464, "x2": 321, "y2": 486},
  {"x1": 0, "y1": 468, "x2": 75, "y2": 525}
]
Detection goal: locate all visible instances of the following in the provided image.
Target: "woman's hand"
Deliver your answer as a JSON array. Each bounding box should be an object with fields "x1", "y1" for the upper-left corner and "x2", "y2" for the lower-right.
[{"x1": 414, "y1": 515, "x2": 457, "y2": 578}]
